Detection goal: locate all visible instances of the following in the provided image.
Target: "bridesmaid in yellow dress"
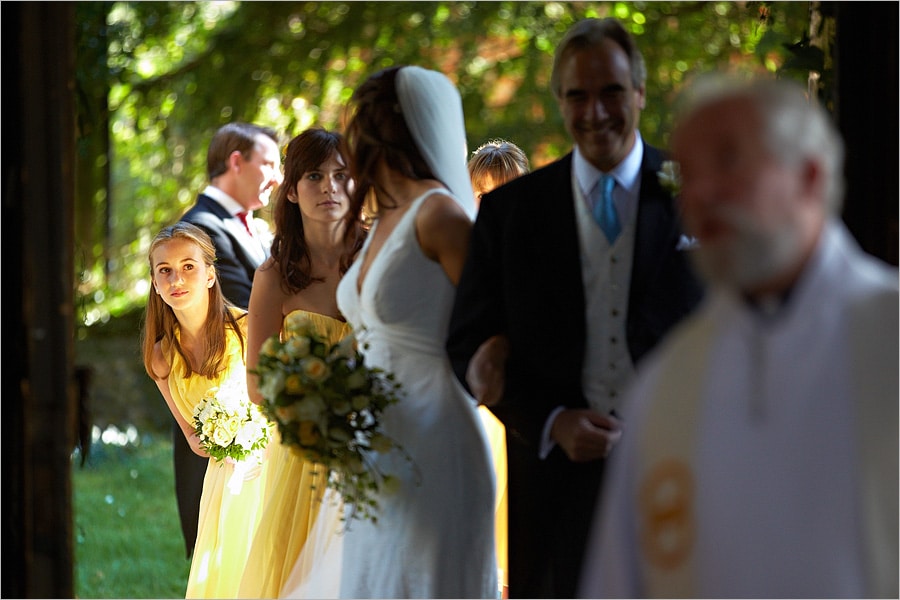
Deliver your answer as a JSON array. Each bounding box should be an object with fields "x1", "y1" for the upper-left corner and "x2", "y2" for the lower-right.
[
  {"x1": 467, "y1": 138, "x2": 531, "y2": 598},
  {"x1": 238, "y1": 127, "x2": 366, "y2": 598},
  {"x1": 141, "y1": 221, "x2": 269, "y2": 598}
]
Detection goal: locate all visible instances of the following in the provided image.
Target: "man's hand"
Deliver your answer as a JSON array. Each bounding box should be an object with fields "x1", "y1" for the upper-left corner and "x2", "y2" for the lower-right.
[
  {"x1": 550, "y1": 409, "x2": 622, "y2": 462},
  {"x1": 465, "y1": 334, "x2": 510, "y2": 407}
]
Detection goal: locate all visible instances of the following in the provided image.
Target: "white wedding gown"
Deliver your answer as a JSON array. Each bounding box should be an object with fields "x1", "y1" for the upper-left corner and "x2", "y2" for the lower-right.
[{"x1": 282, "y1": 190, "x2": 498, "y2": 599}]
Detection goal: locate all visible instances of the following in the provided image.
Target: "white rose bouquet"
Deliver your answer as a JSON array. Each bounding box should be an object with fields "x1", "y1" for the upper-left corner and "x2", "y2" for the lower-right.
[
  {"x1": 252, "y1": 312, "x2": 406, "y2": 524},
  {"x1": 192, "y1": 371, "x2": 270, "y2": 463}
]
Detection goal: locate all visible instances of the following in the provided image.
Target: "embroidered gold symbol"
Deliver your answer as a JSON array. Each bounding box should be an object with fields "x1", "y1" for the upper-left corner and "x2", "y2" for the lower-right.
[{"x1": 639, "y1": 459, "x2": 694, "y2": 569}]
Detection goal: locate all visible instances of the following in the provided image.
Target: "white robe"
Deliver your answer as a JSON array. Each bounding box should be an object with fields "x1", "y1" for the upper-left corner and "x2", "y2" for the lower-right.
[{"x1": 579, "y1": 221, "x2": 899, "y2": 599}]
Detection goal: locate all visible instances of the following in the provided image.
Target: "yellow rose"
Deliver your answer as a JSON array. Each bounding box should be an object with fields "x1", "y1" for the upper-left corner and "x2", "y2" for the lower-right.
[
  {"x1": 285, "y1": 373, "x2": 305, "y2": 395},
  {"x1": 298, "y1": 420, "x2": 321, "y2": 446},
  {"x1": 302, "y1": 357, "x2": 330, "y2": 382},
  {"x1": 275, "y1": 405, "x2": 297, "y2": 423}
]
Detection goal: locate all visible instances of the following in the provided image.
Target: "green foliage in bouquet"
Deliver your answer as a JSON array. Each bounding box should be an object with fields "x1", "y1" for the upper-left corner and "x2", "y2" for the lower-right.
[{"x1": 252, "y1": 311, "x2": 406, "y2": 524}]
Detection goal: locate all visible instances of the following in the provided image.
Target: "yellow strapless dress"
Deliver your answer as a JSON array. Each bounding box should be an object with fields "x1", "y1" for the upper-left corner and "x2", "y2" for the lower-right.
[
  {"x1": 168, "y1": 316, "x2": 269, "y2": 599},
  {"x1": 238, "y1": 310, "x2": 351, "y2": 598}
]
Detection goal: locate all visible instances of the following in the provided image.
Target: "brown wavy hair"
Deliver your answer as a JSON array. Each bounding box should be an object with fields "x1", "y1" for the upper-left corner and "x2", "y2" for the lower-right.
[{"x1": 268, "y1": 127, "x2": 366, "y2": 294}]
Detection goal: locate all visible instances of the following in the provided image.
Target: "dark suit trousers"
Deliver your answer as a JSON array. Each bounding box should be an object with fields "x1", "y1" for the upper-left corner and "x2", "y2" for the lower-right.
[
  {"x1": 506, "y1": 438, "x2": 605, "y2": 598},
  {"x1": 172, "y1": 421, "x2": 207, "y2": 558}
]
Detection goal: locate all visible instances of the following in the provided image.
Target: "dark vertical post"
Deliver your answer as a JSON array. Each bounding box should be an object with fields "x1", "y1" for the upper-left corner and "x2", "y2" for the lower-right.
[
  {"x1": 2, "y1": 2, "x2": 78, "y2": 597},
  {"x1": 835, "y1": 1, "x2": 899, "y2": 265}
]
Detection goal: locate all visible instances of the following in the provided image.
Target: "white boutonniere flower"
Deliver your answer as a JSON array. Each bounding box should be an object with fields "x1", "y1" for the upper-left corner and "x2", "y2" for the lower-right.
[{"x1": 657, "y1": 160, "x2": 681, "y2": 196}]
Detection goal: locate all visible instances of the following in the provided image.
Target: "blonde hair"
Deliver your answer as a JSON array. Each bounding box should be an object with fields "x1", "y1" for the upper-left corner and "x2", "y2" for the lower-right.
[{"x1": 467, "y1": 139, "x2": 530, "y2": 192}]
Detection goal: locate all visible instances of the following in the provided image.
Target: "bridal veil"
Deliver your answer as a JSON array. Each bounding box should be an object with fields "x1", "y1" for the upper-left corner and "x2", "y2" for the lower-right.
[{"x1": 396, "y1": 65, "x2": 476, "y2": 219}]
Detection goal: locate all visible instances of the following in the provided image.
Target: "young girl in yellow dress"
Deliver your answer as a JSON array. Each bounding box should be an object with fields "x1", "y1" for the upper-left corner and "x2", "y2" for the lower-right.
[
  {"x1": 141, "y1": 221, "x2": 269, "y2": 598},
  {"x1": 237, "y1": 127, "x2": 365, "y2": 598},
  {"x1": 467, "y1": 137, "x2": 530, "y2": 599}
]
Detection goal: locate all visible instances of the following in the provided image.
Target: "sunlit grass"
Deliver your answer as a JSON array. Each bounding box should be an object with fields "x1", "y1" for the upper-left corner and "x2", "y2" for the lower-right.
[{"x1": 73, "y1": 425, "x2": 191, "y2": 599}]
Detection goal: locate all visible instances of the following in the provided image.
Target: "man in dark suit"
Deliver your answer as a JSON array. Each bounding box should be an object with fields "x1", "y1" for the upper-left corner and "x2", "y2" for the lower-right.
[
  {"x1": 174, "y1": 122, "x2": 281, "y2": 557},
  {"x1": 446, "y1": 18, "x2": 704, "y2": 598}
]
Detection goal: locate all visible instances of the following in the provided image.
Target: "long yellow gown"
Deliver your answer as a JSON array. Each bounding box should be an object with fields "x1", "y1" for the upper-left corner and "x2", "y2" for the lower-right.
[
  {"x1": 168, "y1": 316, "x2": 269, "y2": 599},
  {"x1": 479, "y1": 406, "x2": 509, "y2": 597},
  {"x1": 238, "y1": 310, "x2": 351, "y2": 598}
]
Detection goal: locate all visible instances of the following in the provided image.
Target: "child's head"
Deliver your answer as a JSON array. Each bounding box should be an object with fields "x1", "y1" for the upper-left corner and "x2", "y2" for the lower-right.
[
  {"x1": 147, "y1": 221, "x2": 223, "y2": 314},
  {"x1": 467, "y1": 139, "x2": 530, "y2": 206}
]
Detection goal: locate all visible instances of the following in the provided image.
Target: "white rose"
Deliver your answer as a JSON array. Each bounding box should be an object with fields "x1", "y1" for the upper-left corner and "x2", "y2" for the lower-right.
[
  {"x1": 285, "y1": 336, "x2": 311, "y2": 359},
  {"x1": 258, "y1": 370, "x2": 286, "y2": 401},
  {"x1": 234, "y1": 420, "x2": 265, "y2": 448},
  {"x1": 331, "y1": 335, "x2": 358, "y2": 360},
  {"x1": 331, "y1": 397, "x2": 352, "y2": 416},
  {"x1": 212, "y1": 423, "x2": 235, "y2": 447},
  {"x1": 260, "y1": 336, "x2": 280, "y2": 357},
  {"x1": 295, "y1": 394, "x2": 327, "y2": 422}
]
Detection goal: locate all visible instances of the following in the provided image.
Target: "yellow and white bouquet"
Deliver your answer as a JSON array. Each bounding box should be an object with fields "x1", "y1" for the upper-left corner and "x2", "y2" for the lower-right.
[
  {"x1": 252, "y1": 311, "x2": 405, "y2": 524},
  {"x1": 192, "y1": 371, "x2": 270, "y2": 464}
]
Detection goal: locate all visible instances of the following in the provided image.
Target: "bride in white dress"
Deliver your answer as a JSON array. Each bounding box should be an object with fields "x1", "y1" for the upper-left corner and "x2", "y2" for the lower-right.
[{"x1": 281, "y1": 65, "x2": 498, "y2": 599}]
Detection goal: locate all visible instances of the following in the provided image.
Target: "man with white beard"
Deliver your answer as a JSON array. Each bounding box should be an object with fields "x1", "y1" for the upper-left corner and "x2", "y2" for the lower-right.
[{"x1": 578, "y1": 75, "x2": 898, "y2": 599}]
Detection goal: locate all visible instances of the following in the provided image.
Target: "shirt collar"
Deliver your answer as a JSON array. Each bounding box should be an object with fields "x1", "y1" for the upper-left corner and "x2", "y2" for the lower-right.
[
  {"x1": 573, "y1": 131, "x2": 644, "y2": 198},
  {"x1": 202, "y1": 185, "x2": 244, "y2": 216}
]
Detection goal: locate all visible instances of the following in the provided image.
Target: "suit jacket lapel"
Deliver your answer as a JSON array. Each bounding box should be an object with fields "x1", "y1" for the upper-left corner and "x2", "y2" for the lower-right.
[
  {"x1": 630, "y1": 148, "x2": 681, "y2": 303},
  {"x1": 550, "y1": 155, "x2": 587, "y2": 325},
  {"x1": 198, "y1": 194, "x2": 267, "y2": 266}
]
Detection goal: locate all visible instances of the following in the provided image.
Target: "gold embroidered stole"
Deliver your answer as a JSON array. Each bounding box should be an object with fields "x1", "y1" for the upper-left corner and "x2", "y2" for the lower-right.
[
  {"x1": 638, "y1": 292, "x2": 899, "y2": 598},
  {"x1": 637, "y1": 314, "x2": 715, "y2": 598}
]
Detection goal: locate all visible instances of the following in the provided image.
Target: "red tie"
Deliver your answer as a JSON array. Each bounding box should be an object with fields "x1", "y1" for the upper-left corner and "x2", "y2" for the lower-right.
[{"x1": 236, "y1": 211, "x2": 254, "y2": 236}]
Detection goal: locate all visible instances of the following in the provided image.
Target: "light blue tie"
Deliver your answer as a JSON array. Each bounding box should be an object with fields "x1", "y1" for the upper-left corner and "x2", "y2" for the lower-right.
[{"x1": 592, "y1": 174, "x2": 620, "y2": 243}]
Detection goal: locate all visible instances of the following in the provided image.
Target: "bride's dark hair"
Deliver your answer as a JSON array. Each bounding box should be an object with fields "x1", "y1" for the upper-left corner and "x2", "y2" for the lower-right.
[{"x1": 342, "y1": 66, "x2": 436, "y2": 228}]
